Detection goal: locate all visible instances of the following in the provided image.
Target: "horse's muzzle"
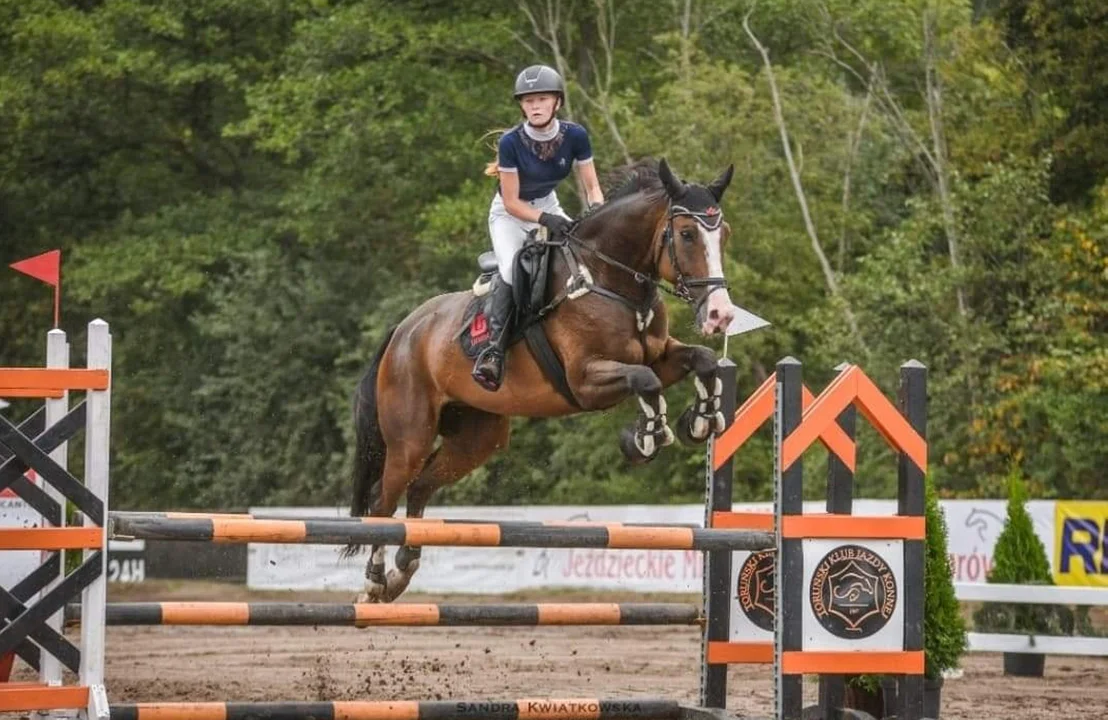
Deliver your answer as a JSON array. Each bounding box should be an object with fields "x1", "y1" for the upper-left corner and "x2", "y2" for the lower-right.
[{"x1": 699, "y1": 288, "x2": 737, "y2": 336}]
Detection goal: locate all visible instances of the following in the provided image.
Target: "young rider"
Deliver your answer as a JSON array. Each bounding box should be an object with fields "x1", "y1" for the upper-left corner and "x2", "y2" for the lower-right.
[{"x1": 472, "y1": 64, "x2": 605, "y2": 392}]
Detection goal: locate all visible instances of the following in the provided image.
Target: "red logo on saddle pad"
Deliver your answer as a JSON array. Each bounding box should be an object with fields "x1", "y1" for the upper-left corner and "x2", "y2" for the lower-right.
[
  {"x1": 471, "y1": 313, "x2": 490, "y2": 345},
  {"x1": 706, "y1": 206, "x2": 719, "y2": 215}
]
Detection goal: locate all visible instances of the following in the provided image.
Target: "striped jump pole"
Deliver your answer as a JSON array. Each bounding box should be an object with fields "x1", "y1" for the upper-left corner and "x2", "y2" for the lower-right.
[
  {"x1": 107, "y1": 515, "x2": 775, "y2": 551},
  {"x1": 108, "y1": 698, "x2": 686, "y2": 720},
  {"x1": 110, "y1": 511, "x2": 706, "y2": 529},
  {"x1": 64, "y1": 602, "x2": 701, "y2": 627}
]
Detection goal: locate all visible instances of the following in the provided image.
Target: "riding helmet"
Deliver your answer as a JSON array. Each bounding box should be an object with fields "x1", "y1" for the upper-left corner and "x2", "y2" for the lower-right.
[{"x1": 513, "y1": 64, "x2": 565, "y2": 100}]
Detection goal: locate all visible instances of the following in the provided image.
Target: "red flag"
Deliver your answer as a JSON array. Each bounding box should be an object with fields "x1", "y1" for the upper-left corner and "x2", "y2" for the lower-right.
[
  {"x1": 10, "y1": 249, "x2": 60, "y2": 286},
  {"x1": 10, "y1": 249, "x2": 61, "y2": 327}
]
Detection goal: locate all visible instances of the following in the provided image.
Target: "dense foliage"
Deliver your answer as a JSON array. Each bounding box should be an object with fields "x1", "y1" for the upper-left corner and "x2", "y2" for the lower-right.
[{"x1": 2, "y1": 0, "x2": 1105, "y2": 510}]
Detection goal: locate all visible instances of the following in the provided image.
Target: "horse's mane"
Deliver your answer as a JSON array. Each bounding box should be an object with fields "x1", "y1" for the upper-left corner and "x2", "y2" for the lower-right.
[
  {"x1": 575, "y1": 157, "x2": 667, "y2": 230},
  {"x1": 601, "y1": 157, "x2": 665, "y2": 201}
]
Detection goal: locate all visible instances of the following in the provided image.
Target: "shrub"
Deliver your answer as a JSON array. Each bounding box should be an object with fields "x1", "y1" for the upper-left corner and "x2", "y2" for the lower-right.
[
  {"x1": 923, "y1": 474, "x2": 968, "y2": 678},
  {"x1": 972, "y1": 468, "x2": 1069, "y2": 635}
]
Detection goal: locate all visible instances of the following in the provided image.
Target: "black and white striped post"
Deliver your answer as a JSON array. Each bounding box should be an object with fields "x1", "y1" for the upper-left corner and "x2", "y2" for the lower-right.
[
  {"x1": 699, "y1": 358, "x2": 737, "y2": 709},
  {"x1": 773, "y1": 358, "x2": 805, "y2": 720}
]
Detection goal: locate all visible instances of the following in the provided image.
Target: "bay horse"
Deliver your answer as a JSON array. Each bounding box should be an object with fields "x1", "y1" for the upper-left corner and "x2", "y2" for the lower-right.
[{"x1": 343, "y1": 157, "x2": 739, "y2": 602}]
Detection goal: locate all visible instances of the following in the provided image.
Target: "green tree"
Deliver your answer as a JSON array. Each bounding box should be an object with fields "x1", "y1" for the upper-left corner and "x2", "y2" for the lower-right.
[{"x1": 994, "y1": 0, "x2": 1108, "y2": 203}]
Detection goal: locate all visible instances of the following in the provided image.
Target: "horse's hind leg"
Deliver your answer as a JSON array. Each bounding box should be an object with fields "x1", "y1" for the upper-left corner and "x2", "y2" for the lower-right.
[
  {"x1": 383, "y1": 405, "x2": 510, "y2": 601},
  {"x1": 358, "y1": 389, "x2": 441, "y2": 604},
  {"x1": 357, "y1": 447, "x2": 423, "y2": 603}
]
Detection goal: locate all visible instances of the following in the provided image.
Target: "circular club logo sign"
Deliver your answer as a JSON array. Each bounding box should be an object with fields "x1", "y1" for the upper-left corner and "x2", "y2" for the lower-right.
[
  {"x1": 809, "y1": 544, "x2": 897, "y2": 639},
  {"x1": 736, "y1": 550, "x2": 775, "y2": 631}
]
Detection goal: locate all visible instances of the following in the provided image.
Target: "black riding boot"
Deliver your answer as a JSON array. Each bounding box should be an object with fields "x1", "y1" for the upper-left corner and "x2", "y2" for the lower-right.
[{"x1": 471, "y1": 278, "x2": 515, "y2": 391}]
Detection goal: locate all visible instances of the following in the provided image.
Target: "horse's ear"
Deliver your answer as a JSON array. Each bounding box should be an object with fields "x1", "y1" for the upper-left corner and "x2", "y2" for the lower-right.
[
  {"x1": 658, "y1": 157, "x2": 685, "y2": 199},
  {"x1": 708, "y1": 164, "x2": 734, "y2": 202}
]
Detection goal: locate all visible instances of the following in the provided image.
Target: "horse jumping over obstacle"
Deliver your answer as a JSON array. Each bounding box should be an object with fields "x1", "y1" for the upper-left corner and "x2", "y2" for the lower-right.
[
  {"x1": 343, "y1": 158, "x2": 740, "y2": 603},
  {"x1": 2, "y1": 319, "x2": 928, "y2": 720}
]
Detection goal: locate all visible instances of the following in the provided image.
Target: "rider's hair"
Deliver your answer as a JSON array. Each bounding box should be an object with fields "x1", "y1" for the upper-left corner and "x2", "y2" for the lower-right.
[{"x1": 481, "y1": 127, "x2": 514, "y2": 177}]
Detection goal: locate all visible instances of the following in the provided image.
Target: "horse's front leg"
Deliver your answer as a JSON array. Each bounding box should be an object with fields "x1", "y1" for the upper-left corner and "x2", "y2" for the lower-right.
[
  {"x1": 574, "y1": 359, "x2": 675, "y2": 464},
  {"x1": 649, "y1": 337, "x2": 726, "y2": 445}
]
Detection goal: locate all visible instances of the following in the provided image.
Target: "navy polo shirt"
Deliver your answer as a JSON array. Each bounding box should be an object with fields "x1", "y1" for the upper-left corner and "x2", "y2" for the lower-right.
[{"x1": 497, "y1": 122, "x2": 593, "y2": 200}]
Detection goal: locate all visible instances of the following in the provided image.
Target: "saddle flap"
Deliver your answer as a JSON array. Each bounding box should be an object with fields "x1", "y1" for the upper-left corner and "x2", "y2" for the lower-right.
[
  {"x1": 459, "y1": 229, "x2": 581, "y2": 410},
  {"x1": 512, "y1": 235, "x2": 553, "y2": 318},
  {"x1": 463, "y1": 228, "x2": 558, "y2": 352}
]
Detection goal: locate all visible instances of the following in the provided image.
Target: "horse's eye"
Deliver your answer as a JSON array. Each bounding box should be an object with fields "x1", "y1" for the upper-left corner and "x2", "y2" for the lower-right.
[{"x1": 680, "y1": 229, "x2": 695, "y2": 242}]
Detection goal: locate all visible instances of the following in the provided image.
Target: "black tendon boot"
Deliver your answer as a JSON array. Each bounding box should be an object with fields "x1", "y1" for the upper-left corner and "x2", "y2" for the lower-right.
[{"x1": 471, "y1": 278, "x2": 515, "y2": 391}]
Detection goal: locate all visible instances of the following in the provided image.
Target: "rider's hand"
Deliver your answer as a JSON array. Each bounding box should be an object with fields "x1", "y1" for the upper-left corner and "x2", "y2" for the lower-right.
[{"x1": 538, "y1": 212, "x2": 574, "y2": 236}]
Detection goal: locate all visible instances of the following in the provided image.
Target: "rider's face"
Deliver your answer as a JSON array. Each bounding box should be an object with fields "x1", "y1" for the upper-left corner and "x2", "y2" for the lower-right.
[{"x1": 519, "y1": 93, "x2": 559, "y2": 127}]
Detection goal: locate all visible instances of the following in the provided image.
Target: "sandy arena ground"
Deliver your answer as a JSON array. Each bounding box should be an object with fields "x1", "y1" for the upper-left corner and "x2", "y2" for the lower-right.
[{"x1": 8, "y1": 581, "x2": 1107, "y2": 719}]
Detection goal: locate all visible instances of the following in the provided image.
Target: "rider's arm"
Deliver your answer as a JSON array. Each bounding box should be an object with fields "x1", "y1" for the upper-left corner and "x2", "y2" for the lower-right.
[
  {"x1": 572, "y1": 128, "x2": 604, "y2": 208},
  {"x1": 498, "y1": 169, "x2": 544, "y2": 223},
  {"x1": 576, "y1": 159, "x2": 604, "y2": 207}
]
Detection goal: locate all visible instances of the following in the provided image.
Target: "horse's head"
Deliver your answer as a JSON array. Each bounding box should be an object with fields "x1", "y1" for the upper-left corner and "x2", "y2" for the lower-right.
[{"x1": 656, "y1": 158, "x2": 737, "y2": 336}]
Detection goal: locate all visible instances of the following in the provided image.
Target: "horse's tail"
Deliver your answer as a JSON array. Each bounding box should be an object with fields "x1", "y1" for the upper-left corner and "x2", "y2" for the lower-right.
[{"x1": 340, "y1": 324, "x2": 397, "y2": 558}]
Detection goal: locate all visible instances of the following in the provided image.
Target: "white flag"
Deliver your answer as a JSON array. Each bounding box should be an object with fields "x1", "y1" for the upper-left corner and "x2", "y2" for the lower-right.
[{"x1": 726, "y1": 304, "x2": 771, "y2": 336}]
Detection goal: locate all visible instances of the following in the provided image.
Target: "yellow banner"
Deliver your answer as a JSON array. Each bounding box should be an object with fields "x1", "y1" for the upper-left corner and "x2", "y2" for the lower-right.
[{"x1": 1054, "y1": 501, "x2": 1108, "y2": 587}]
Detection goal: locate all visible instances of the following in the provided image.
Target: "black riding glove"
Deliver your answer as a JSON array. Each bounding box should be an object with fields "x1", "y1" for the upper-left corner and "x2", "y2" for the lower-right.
[{"x1": 538, "y1": 212, "x2": 574, "y2": 236}]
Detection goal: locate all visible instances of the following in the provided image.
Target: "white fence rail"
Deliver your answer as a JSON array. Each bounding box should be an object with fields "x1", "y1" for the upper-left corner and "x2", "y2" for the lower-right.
[
  {"x1": 955, "y1": 582, "x2": 1108, "y2": 606},
  {"x1": 955, "y1": 582, "x2": 1108, "y2": 657},
  {"x1": 966, "y1": 633, "x2": 1108, "y2": 656}
]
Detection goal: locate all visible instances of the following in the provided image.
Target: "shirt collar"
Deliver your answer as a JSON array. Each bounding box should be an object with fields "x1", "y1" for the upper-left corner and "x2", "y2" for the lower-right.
[{"x1": 522, "y1": 118, "x2": 560, "y2": 142}]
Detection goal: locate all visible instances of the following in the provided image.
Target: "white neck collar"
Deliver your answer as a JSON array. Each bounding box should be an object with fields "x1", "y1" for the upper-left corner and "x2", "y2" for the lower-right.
[{"x1": 523, "y1": 118, "x2": 560, "y2": 141}]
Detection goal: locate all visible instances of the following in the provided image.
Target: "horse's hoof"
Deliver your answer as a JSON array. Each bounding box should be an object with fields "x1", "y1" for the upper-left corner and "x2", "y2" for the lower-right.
[
  {"x1": 680, "y1": 403, "x2": 720, "y2": 445},
  {"x1": 680, "y1": 376, "x2": 724, "y2": 444},
  {"x1": 384, "y1": 566, "x2": 417, "y2": 602},
  {"x1": 395, "y1": 546, "x2": 422, "y2": 574},
  {"x1": 620, "y1": 426, "x2": 660, "y2": 464},
  {"x1": 677, "y1": 408, "x2": 697, "y2": 445}
]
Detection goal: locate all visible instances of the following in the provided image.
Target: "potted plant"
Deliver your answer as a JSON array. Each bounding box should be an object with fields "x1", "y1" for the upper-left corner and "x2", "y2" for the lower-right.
[
  {"x1": 847, "y1": 474, "x2": 968, "y2": 718},
  {"x1": 972, "y1": 468, "x2": 1065, "y2": 677}
]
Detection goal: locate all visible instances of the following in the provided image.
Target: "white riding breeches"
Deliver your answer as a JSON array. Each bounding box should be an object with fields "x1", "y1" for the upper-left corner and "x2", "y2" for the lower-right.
[{"x1": 488, "y1": 190, "x2": 571, "y2": 285}]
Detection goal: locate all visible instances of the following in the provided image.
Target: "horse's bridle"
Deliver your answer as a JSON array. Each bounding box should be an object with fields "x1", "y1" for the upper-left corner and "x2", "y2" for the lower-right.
[
  {"x1": 661, "y1": 203, "x2": 730, "y2": 314},
  {"x1": 535, "y1": 201, "x2": 731, "y2": 335}
]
